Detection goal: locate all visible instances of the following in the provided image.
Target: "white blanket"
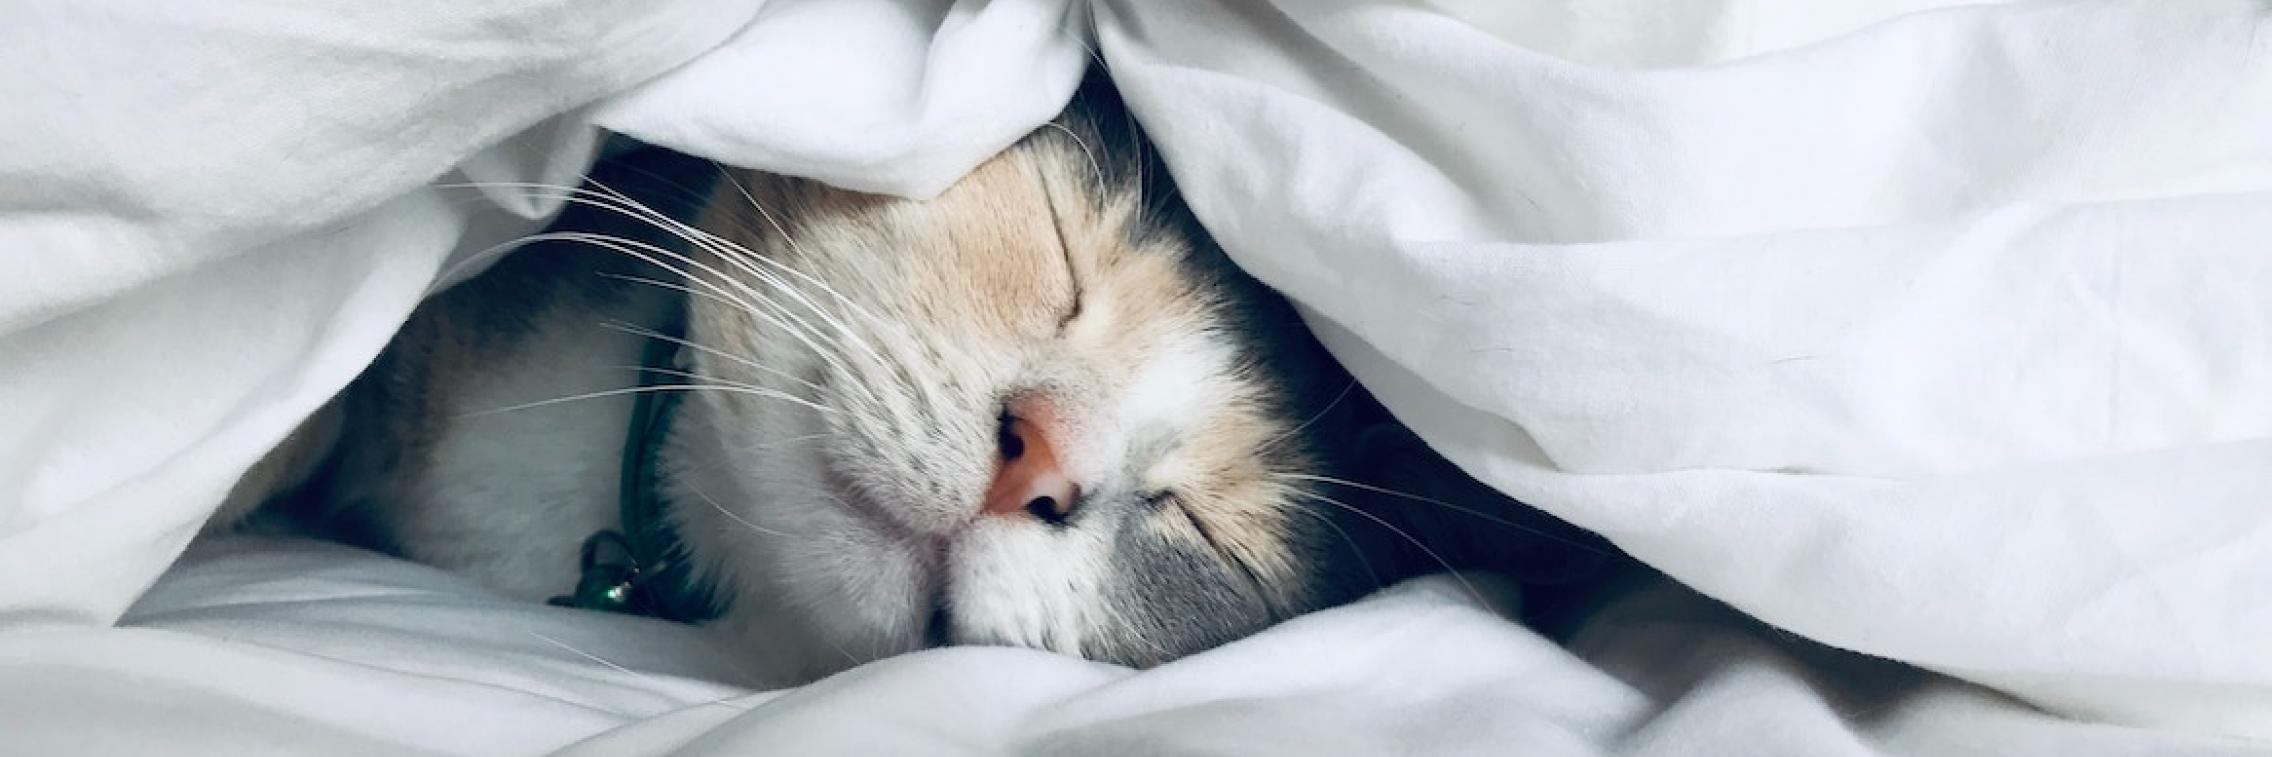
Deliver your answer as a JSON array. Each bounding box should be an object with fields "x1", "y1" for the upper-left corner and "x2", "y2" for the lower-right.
[
  {"x1": 3, "y1": 536, "x2": 2242, "y2": 756},
  {"x1": 3, "y1": 0, "x2": 2268, "y2": 753}
]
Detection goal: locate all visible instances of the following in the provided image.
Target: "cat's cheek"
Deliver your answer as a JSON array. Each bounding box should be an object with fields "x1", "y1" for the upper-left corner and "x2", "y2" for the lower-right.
[{"x1": 771, "y1": 506, "x2": 932, "y2": 647}]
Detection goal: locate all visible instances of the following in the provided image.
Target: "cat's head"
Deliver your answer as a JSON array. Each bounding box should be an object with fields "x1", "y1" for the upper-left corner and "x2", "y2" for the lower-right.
[{"x1": 664, "y1": 76, "x2": 1600, "y2": 681}]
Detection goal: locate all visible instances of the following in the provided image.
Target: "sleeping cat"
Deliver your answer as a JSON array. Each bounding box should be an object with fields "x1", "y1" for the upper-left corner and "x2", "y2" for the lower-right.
[{"x1": 212, "y1": 73, "x2": 1610, "y2": 684}]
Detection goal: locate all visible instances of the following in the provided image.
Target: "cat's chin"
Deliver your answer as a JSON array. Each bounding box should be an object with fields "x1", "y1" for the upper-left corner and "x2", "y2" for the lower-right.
[{"x1": 668, "y1": 414, "x2": 1116, "y2": 677}]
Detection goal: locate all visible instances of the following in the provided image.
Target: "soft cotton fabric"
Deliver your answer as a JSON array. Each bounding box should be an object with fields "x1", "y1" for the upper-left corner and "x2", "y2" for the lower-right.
[
  {"x1": 13, "y1": 537, "x2": 2253, "y2": 756},
  {"x1": 2, "y1": 0, "x2": 2267, "y2": 752},
  {"x1": 1096, "y1": 0, "x2": 2272, "y2": 738}
]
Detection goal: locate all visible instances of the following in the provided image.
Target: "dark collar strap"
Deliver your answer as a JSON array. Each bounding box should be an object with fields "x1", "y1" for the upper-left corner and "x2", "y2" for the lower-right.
[{"x1": 548, "y1": 321, "x2": 719, "y2": 622}]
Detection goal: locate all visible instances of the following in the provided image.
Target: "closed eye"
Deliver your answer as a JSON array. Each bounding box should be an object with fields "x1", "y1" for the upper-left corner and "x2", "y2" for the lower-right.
[
  {"x1": 1038, "y1": 160, "x2": 1084, "y2": 331},
  {"x1": 1156, "y1": 491, "x2": 1276, "y2": 615},
  {"x1": 1156, "y1": 492, "x2": 1227, "y2": 561}
]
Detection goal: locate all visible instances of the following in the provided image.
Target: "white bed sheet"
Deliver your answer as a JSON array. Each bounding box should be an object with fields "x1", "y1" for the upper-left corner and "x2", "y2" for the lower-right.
[
  {"x1": 3, "y1": 0, "x2": 2268, "y2": 753},
  {"x1": 0, "y1": 536, "x2": 2238, "y2": 756}
]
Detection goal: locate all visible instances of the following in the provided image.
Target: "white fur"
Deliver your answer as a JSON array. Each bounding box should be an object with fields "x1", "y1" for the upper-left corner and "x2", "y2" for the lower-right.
[
  {"x1": 1116, "y1": 338, "x2": 1230, "y2": 437},
  {"x1": 397, "y1": 317, "x2": 650, "y2": 600},
  {"x1": 946, "y1": 517, "x2": 1117, "y2": 655}
]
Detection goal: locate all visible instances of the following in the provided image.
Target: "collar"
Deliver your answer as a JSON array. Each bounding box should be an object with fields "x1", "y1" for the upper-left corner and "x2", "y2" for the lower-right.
[{"x1": 547, "y1": 321, "x2": 719, "y2": 623}]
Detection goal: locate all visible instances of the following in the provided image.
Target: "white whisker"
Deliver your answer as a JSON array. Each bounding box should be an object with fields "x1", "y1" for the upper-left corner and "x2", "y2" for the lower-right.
[
  {"x1": 571, "y1": 176, "x2": 895, "y2": 377},
  {"x1": 1041, "y1": 122, "x2": 1109, "y2": 199},
  {"x1": 686, "y1": 479, "x2": 802, "y2": 539},
  {"x1": 523, "y1": 630, "x2": 668, "y2": 688},
  {"x1": 460, "y1": 384, "x2": 836, "y2": 419},
  {"x1": 1260, "y1": 378, "x2": 1358, "y2": 454},
  {"x1": 1275, "y1": 472, "x2": 1618, "y2": 559},
  {"x1": 681, "y1": 176, "x2": 905, "y2": 404},
  {"x1": 706, "y1": 168, "x2": 897, "y2": 333},
  {"x1": 615, "y1": 363, "x2": 771, "y2": 391},
  {"x1": 1285, "y1": 488, "x2": 1487, "y2": 606},
  {"x1": 614, "y1": 363, "x2": 886, "y2": 429},
  {"x1": 594, "y1": 315, "x2": 830, "y2": 398},
  {"x1": 534, "y1": 223, "x2": 880, "y2": 405},
  {"x1": 735, "y1": 433, "x2": 831, "y2": 455},
  {"x1": 436, "y1": 180, "x2": 896, "y2": 415},
  {"x1": 1281, "y1": 504, "x2": 1383, "y2": 594}
]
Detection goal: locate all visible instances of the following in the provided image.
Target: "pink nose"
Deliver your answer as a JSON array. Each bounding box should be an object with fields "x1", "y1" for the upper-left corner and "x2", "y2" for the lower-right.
[{"x1": 984, "y1": 412, "x2": 1081, "y2": 521}]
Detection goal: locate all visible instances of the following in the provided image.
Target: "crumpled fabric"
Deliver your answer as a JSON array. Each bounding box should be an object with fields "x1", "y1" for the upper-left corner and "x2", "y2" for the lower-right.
[{"x1": 2, "y1": 0, "x2": 2267, "y2": 749}]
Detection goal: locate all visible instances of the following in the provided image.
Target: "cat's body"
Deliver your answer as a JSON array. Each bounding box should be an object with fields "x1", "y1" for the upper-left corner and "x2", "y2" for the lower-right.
[{"x1": 218, "y1": 75, "x2": 1609, "y2": 685}]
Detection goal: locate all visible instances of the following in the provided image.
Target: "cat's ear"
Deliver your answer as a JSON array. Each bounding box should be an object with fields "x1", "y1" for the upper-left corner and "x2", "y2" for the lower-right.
[{"x1": 1340, "y1": 418, "x2": 1615, "y2": 586}]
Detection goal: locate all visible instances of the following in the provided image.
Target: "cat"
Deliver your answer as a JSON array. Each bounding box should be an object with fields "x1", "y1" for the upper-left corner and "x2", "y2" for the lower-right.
[{"x1": 211, "y1": 71, "x2": 1612, "y2": 685}]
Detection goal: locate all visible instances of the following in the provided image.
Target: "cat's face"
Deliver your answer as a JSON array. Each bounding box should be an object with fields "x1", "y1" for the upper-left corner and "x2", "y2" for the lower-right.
[{"x1": 664, "y1": 94, "x2": 1384, "y2": 679}]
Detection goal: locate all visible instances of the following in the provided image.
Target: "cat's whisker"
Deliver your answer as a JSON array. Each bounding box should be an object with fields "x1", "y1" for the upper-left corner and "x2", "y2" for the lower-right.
[
  {"x1": 615, "y1": 208, "x2": 887, "y2": 376},
  {"x1": 840, "y1": 306, "x2": 949, "y2": 429},
  {"x1": 441, "y1": 181, "x2": 903, "y2": 428},
  {"x1": 735, "y1": 433, "x2": 831, "y2": 455},
  {"x1": 686, "y1": 479, "x2": 804, "y2": 540},
  {"x1": 1273, "y1": 472, "x2": 1621, "y2": 559},
  {"x1": 671, "y1": 472, "x2": 892, "y2": 527},
  {"x1": 1279, "y1": 504, "x2": 1384, "y2": 595},
  {"x1": 653, "y1": 435, "x2": 831, "y2": 498},
  {"x1": 534, "y1": 595, "x2": 767, "y2": 695},
  {"x1": 1055, "y1": 12, "x2": 1155, "y2": 220},
  {"x1": 436, "y1": 181, "x2": 879, "y2": 379},
  {"x1": 1065, "y1": 3, "x2": 1108, "y2": 72},
  {"x1": 707, "y1": 166, "x2": 899, "y2": 334},
  {"x1": 592, "y1": 318, "x2": 896, "y2": 432},
  {"x1": 1041, "y1": 122, "x2": 1109, "y2": 199},
  {"x1": 571, "y1": 174, "x2": 898, "y2": 377},
  {"x1": 597, "y1": 316, "x2": 830, "y2": 398},
  {"x1": 617, "y1": 363, "x2": 890, "y2": 430},
  {"x1": 619, "y1": 364, "x2": 771, "y2": 392},
  {"x1": 1259, "y1": 378, "x2": 1358, "y2": 455},
  {"x1": 425, "y1": 238, "x2": 525, "y2": 298},
  {"x1": 522, "y1": 630, "x2": 670, "y2": 690},
  {"x1": 419, "y1": 176, "x2": 707, "y2": 287},
  {"x1": 695, "y1": 254, "x2": 885, "y2": 390},
  {"x1": 460, "y1": 384, "x2": 836, "y2": 420},
  {"x1": 682, "y1": 221, "x2": 888, "y2": 359},
  {"x1": 710, "y1": 241, "x2": 901, "y2": 392},
  {"x1": 821, "y1": 632, "x2": 866, "y2": 670},
  {"x1": 447, "y1": 183, "x2": 861, "y2": 355},
  {"x1": 1284, "y1": 489, "x2": 1489, "y2": 606},
  {"x1": 532, "y1": 226, "x2": 880, "y2": 406},
  {"x1": 439, "y1": 202, "x2": 807, "y2": 355},
  {"x1": 692, "y1": 213, "x2": 911, "y2": 421},
  {"x1": 558, "y1": 228, "x2": 881, "y2": 408}
]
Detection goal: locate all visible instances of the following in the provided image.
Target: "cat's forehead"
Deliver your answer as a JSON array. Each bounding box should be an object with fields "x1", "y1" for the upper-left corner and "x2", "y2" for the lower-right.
[
  {"x1": 880, "y1": 140, "x2": 1237, "y2": 363},
  {"x1": 899, "y1": 140, "x2": 1149, "y2": 297}
]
